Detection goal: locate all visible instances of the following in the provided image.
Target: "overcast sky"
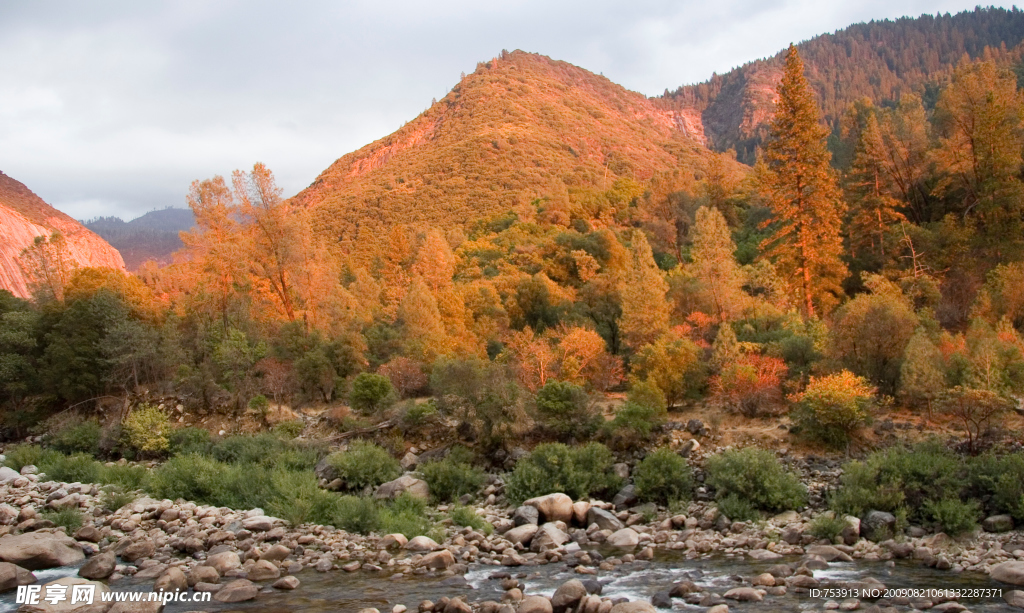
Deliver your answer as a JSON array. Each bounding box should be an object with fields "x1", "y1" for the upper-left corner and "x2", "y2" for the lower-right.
[{"x1": 0, "y1": 0, "x2": 1007, "y2": 221}]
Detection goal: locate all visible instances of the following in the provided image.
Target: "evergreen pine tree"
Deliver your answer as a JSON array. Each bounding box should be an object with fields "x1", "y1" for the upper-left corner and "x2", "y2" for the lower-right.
[
  {"x1": 846, "y1": 113, "x2": 906, "y2": 259},
  {"x1": 619, "y1": 231, "x2": 670, "y2": 351},
  {"x1": 691, "y1": 206, "x2": 746, "y2": 320},
  {"x1": 760, "y1": 45, "x2": 848, "y2": 317}
]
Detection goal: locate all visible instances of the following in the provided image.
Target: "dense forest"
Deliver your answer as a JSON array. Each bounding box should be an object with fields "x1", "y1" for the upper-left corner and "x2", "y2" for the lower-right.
[
  {"x1": 3, "y1": 24, "x2": 1023, "y2": 458},
  {"x1": 84, "y1": 208, "x2": 195, "y2": 271}
]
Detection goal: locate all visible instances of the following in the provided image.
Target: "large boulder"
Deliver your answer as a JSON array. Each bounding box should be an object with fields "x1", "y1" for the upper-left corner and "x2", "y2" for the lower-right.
[
  {"x1": 504, "y1": 524, "x2": 539, "y2": 546},
  {"x1": 992, "y1": 562, "x2": 1024, "y2": 586},
  {"x1": 610, "y1": 602, "x2": 657, "y2": 613},
  {"x1": 78, "y1": 552, "x2": 116, "y2": 580},
  {"x1": 530, "y1": 524, "x2": 570, "y2": 552},
  {"x1": 0, "y1": 504, "x2": 18, "y2": 525},
  {"x1": 0, "y1": 467, "x2": 19, "y2": 484},
  {"x1": 983, "y1": 515, "x2": 1015, "y2": 533},
  {"x1": 374, "y1": 475, "x2": 430, "y2": 500},
  {"x1": 586, "y1": 507, "x2": 624, "y2": 531},
  {"x1": 1005, "y1": 590, "x2": 1024, "y2": 609},
  {"x1": 120, "y1": 539, "x2": 155, "y2": 563},
  {"x1": 247, "y1": 560, "x2": 281, "y2": 581},
  {"x1": 419, "y1": 550, "x2": 455, "y2": 570},
  {"x1": 0, "y1": 561, "x2": 35, "y2": 592},
  {"x1": 0, "y1": 532, "x2": 84, "y2": 570},
  {"x1": 861, "y1": 510, "x2": 897, "y2": 541},
  {"x1": 551, "y1": 580, "x2": 587, "y2": 613},
  {"x1": 518, "y1": 596, "x2": 553, "y2": 613},
  {"x1": 606, "y1": 528, "x2": 640, "y2": 550},
  {"x1": 524, "y1": 494, "x2": 574, "y2": 524},
  {"x1": 17, "y1": 577, "x2": 110, "y2": 612},
  {"x1": 154, "y1": 566, "x2": 187, "y2": 592},
  {"x1": 213, "y1": 578, "x2": 259, "y2": 603},
  {"x1": 612, "y1": 485, "x2": 638, "y2": 509},
  {"x1": 404, "y1": 536, "x2": 440, "y2": 552},
  {"x1": 204, "y1": 551, "x2": 241, "y2": 575},
  {"x1": 512, "y1": 506, "x2": 540, "y2": 527}
]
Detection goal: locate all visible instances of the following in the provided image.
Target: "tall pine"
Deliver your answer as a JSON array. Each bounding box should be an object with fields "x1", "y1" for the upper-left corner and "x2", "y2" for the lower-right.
[{"x1": 760, "y1": 45, "x2": 848, "y2": 317}]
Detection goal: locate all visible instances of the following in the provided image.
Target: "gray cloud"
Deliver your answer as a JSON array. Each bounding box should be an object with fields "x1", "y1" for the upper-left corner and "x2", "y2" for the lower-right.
[{"x1": 0, "y1": 0, "x2": 1003, "y2": 220}]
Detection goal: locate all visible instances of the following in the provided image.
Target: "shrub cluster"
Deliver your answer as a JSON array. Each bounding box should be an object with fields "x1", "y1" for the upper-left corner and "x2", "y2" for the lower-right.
[
  {"x1": 534, "y1": 381, "x2": 600, "y2": 440},
  {"x1": 505, "y1": 442, "x2": 623, "y2": 503},
  {"x1": 791, "y1": 370, "x2": 874, "y2": 449},
  {"x1": 705, "y1": 448, "x2": 806, "y2": 520},
  {"x1": 418, "y1": 447, "x2": 486, "y2": 503},
  {"x1": 633, "y1": 448, "x2": 693, "y2": 505},
  {"x1": 121, "y1": 405, "x2": 171, "y2": 456},
  {"x1": 325, "y1": 441, "x2": 401, "y2": 492}
]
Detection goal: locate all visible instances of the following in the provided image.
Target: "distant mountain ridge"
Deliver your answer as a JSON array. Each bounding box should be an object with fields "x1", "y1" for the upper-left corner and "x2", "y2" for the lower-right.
[
  {"x1": 0, "y1": 171, "x2": 124, "y2": 299},
  {"x1": 661, "y1": 6, "x2": 1024, "y2": 161},
  {"x1": 84, "y1": 208, "x2": 195, "y2": 271}
]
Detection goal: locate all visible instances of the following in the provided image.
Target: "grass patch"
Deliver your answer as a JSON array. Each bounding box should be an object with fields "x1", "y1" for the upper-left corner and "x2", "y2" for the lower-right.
[
  {"x1": 42, "y1": 507, "x2": 83, "y2": 532},
  {"x1": 450, "y1": 505, "x2": 493, "y2": 534}
]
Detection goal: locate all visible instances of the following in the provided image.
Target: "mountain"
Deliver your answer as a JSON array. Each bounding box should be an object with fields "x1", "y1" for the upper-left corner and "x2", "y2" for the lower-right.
[
  {"x1": 292, "y1": 50, "x2": 720, "y2": 251},
  {"x1": 84, "y1": 208, "x2": 195, "y2": 271},
  {"x1": 0, "y1": 171, "x2": 125, "y2": 299},
  {"x1": 662, "y1": 6, "x2": 1024, "y2": 162}
]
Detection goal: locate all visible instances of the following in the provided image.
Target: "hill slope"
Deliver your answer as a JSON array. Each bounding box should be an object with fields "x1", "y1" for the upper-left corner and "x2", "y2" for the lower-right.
[
  {"x1": 0, "y1": 171, "x2": 125, "y2": 299},
  {"x1": 663, "y1": 7, "x2": 1024, "y2": 161},
  {"x1": 293, "y1": 50, "x2": 715, "y2": 251},
  {"x1": 84, "y1": 208, "x2": 195, "y2": 270}
]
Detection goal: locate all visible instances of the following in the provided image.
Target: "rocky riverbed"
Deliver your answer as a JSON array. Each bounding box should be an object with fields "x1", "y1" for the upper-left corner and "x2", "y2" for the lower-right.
[{"x1": 2, "y1": 458, "x2": 1024, "y2": 613}]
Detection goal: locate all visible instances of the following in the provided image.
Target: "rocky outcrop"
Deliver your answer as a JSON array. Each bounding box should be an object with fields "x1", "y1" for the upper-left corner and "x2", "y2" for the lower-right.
[
  {"x1": 0, "y1": 171, "x2": 125, "y2": 299},
  {"x1": 0, "y1": 531, "x2": 84, "y2": 570}
]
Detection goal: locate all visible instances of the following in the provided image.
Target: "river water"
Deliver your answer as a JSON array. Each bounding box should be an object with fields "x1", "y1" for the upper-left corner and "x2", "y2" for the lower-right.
[{"x1": 2, "y1": 550, "x2": 1018, "y2": 613}]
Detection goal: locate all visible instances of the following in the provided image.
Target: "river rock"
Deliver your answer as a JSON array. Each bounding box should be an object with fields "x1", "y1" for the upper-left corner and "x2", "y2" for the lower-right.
[
  {"x1": 505, "y1": 524, "x2": 539, "y2": 546},
  {"x1": 154, "y1": 566, "x2": 187, "y2": 592},
  {"x1": 420, "y1": 550, "x2": 455, "y2": 570},
  {"x1": 261, "y1": 544, "x2": 292, "y2": 562},
  {"x1": 551, "y1": 580, "x2": 587, "y2": 612},
  {"x1": 612, "y1": 485, "x2": 638, "y2": 509},
  {"x1": 669, "y1": 581, "x2": 698, "y2": 597},
  {"x1": 273, "y1": 575, "x2": 300, "y2": 590},
  {"x1": 842, "y1": 516, "x2": 861, "y2": 545},
  {"x1": 1005, "y1": 590, "x2": 1024, "y2": 609},
  {"x1": 241, "y1": 516, "x2": 275, "y2": 531},
  {"x1": 512, "y1": 506, "x2": 540, "y2": 526},
  {"x1": 0, "y1": 467, "x2": 18, "y2": 484},
  {"x1": 0, "y1": 504, "x2": 17, "y2": 526},
  {"x1": 519, "y1": 596, "x2": 553, "y2": 613},
  {"x1": 748, "y1": 549, "x2": 782, "y2": 561},
  {"x1": 610, "y1": 602, "x2": 656, "y2": 613},
  {"x1": 992, "y1": 562, "x2": 1024, "y2": 586},
  {"x1": 724, "y1": 588, "x2": 763, "y2": 602},
  {"x1": 381, "y1": 534, "x2": 408, "y2": 549},
  {"x1": 572, "y1": 502, "x2": 591, "y2": 525},
  {"x1": 72, "y1": 526, "x2": 101, "y2": 543},
  {"x1": 531, "y1": 523, "x2": 570, "y2": 552},
  {"x1": 248, "y1": 560, "x2": 281, "y2": 581},
  {"x1": 0, "y1": 562, "x2": 34, "y2": 592},
  {"x1": 18, "y1": 577, "x2": 110, "y2": 612},
  {"x1": 983, "y1": 515, "x2": 1015, "y2": 533},
  {"x1": 753, "y1": 573, "x2": 776, "y2": 587},
  {"x1": 606, "y1": 528, "x2": 640, "y2": 550},
  {"x1": 189, "y1": 565, "x2": 219, "y2": 585},
  {"x1": 214, "y1": 578, "x2": 259, "y2": 603},
  {"x1": 587, "y1": 507, "x2": 624, "y2": 531},
  {"x1": 401, "y1": 452, "x2": 419, "y2": 470},
  {"x1": 205, "y1": 551, "x2": 242, "y2": 574},
  {"x1": 120, "y1": 539, "x2": 155, "y2": 562},
  {"x1": 444, "y1": 598, "x2": 472, "y2": 613},
  {"x1": 404, "y1": 536, "x2": 440, "y2": 552},
  {"x1": 375, "y1": 475, "x2": 430, "y2": 500},
  {"x1": 806, "y1": 545, "x2": 853, "y2": 562},
  {"x1": 525, "y1": 494, "x2": 574, "y2": 524},
  {"x1": 861, "y1": 511, "x2": 896, "y2": 541},
  {"x1": 108, "y1": 601, "x2": 163, "y2": 613},
  {"x1": 707, "y1": 606, "x2": 729, "y2": 613},
  {"x1": 78, "y1": 552, "x2": 116, "y2": 580},
  {"x1": 0, "y1": 532, "x2": 84, "y2": 570}
]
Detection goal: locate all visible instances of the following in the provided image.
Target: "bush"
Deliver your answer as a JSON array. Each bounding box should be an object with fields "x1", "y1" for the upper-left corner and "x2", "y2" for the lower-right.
[
  {"x1": 248, "y1": 394, "x2": 270, "y2": 419},
  {"x1": 923, "y1": 498, "x2": 979, "y2": 536},
  {"x1": 705, "y1": 448, "x2": 806, "y2": 516},
  {"x1": 99, "y1": 485, "x2": 137, "y2": 512},
  {"x1": 3, "y1": 444, "x2": 61, "y2": 471},
  {"x1": 168, "y1": 427, "x2": 211, "y2": 456},
  {"x1": 98, "y1": 463, "x2": 148, "y2": 490},
  {"x1": 147, "y1": 454, "x2": 233, "y2": 505},
  {"x1": 121, "y1": 405, "x2": 170, "y2": 456},
  {"x1": 399, "y1": 401, "x2": 438, "y2": 430},
  {"x1": 47, "y1": 417, "x2": 102, "y2": 455},
  {"x1": 378, "y1": 493, "x2": 434, "y2": 539},
  {"x1": 634, "y1": 448, "x2": 693, "y2": 505},
  {"x1": 39, "y1": 453, "x2": 102, "y2": 484},
  {"x1": 716, "y1": 494, "x2": 758, "y2": 522},
  {"x1": 419, "y1": 452, "x2": 486, "y2": 503},
  {"x1": 791, "y1": 370, "x2": 874, "y2": 449},
  {"x1": 42, "y1": 507, "x2": 82, "y2": 532},
  {"x1": 332, "y1": 495, "x2": 381, "y2": 534},
  {"x1": 808, "y1": 513, "x2": 848, "y2": 541},
  {"x1": 450, "y1": 505, "x2": 492, "y2": 533},
  {"x1": 504, "y1": 442, "x2": 623, "y2": 503},
  {"x1": 534, "y1": 381, "x2": 600, "y2": 440},
  {"x1": 326, "y1": 441, "x2": 401, "y2": 492},
  {"x1": 602, "y1": 402, "x2": 663, "y2": 450},
  {"x1": 273, "y1": 419, "x2": 304, "y2": 439},
  {"x1": 349, "y1": 373, "x2": 396, "y2": 415}
]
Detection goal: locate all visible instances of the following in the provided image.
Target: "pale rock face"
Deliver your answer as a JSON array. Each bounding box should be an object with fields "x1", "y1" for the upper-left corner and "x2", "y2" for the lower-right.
[{"x1": 0, "y1": 171, "x2": 125, "y2": 299}]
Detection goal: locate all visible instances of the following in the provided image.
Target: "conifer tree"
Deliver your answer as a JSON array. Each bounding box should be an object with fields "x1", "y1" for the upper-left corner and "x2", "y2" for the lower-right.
[
  {"x1": 398, "y1": 276, "x2": 451, "y2": 362},
  {"x1": 846, "y1": 113, "x2": 906, "y2": 259},
  {"x1": 619, "y1": 231, "x2": 670, "y2": 351},
  {"x1": 759, "y1": 45, "x2": 848, "y2": 317},
  {"x1": 413, "y1": 229, "x2": 456, "y2": 292},
  {"x1": 691, "y1": 206, "x2": 745, "y2": 320}
]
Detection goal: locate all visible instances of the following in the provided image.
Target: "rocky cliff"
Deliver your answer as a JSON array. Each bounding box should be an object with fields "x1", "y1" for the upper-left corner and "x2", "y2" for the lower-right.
[{"x1": 0, "y1": 171, "x2": 125, "y2": 299}]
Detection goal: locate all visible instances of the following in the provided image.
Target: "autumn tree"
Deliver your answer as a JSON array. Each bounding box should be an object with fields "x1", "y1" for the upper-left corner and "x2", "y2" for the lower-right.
[
  {"x1": 398, "y1": 276, "x2": 451, "y2": 363},
  {"x1": 759, "y1": 45, "x2": 848, "y2": 317},
  {"x1": 619, "y1": 231, "x2": 670, "y2": 350},
  {"x1": 845, "y1": 112, "x2": 906, "y2": 259},
  {"x1": 19, "y1": 232, "x2": 76, "y2": 303},
  {"x1": 690, "y1": 206, "x2": 746, "y2": 320},
  {"x1": 630, "y1": 329, "x2": 703, "y2": 407},
  {"x1": 899, "y1": 327, "x2": 946, "y2": 413}
]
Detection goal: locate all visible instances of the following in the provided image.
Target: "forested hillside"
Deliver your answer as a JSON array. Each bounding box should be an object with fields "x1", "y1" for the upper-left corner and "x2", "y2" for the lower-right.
[
  {"x1": 85, "y1": 208, "x2": 195, "y2": 270},
  {"x1": 663, "y1": 6, "x2": 1024, "y2": 162}
]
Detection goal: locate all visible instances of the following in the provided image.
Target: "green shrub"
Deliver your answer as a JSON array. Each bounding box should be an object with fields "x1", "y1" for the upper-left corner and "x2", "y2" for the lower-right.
[
  {"x1": 349, "y1": 373, "x2": 396, "y2": 415},
  {"x1": 147, "y1": 454, "x2": 232, "y2": 505},
  {"x1": 3, "y1": 444, "x2": 60, "y2": 471},
  {"x1": 42, "y1": 507, "x2": 82, "y2": 532},
  {"x1": 248, "y1": 394, "x2": 270, "y2": 418},
  {"x1": 716, "y1": 494, "x2": 758, "y2": 522},
  {"x1": 400, "y1": 401, "x2": 438, "y2": 429},
  {"x1": 99, "y1": 485, "x2": 138, "y2": 512},
  {"x1": 122, "y1": 405, "x2": 170, "y2": 456},
  {"x1": 273, "y1": 419, "x2": 304, "y2": 439},
  {"x1": 419, "y1": 452, "x2": 486, "y2": 503},
  {"x1": 808, "y1": 512, "x2": 848, "y2": 541},
  {"x1": 634, "y1": 448, "x2": 693, "y2": 505},
  {"x1": 332, "y1": 495, "x2": 381, "y2": 534},
  {"x1": 47, "y1": 418, "x2": 102, "y2": 456},
  {"x1": 98, "y1": 463, "x2": 148, "y2": 490},
  {"x1": 378, "y1": 493, "x2": 434, "y2": 539},
  {"x1": 535, "y1": 381, "x2": 600, "y2": 440},
  {"x1": 967, "y1": 452, "x2": 1024, "y2": 522},
  {"x1": 504, "y1": 442, "x2": 623, "y2": 503},
  {"x1": 326, "y1": 441, "x2": 401, "y2": 492},
  {"x1": 450, "y1": 505, "x2": 492, "y2": 534},
  {"x1": 791, "y1": 371, "x2": 874, "y2": 449},
  {"x1": 211, "y1": 433, "x2": 283, "y2": 465},
  {"x1": 705, "y1": 448, "x2": 806, "y2": 516},
  {"x1": 924, "y1": 498, "x2": 980, "y2": 536},
  {"x1": 627, "y1": 379, "x2": 668, "y2": 412},
  {"x1": 168, "y1": 427, "x2": 211, "y2": 456},
  {"x1": 39, "y1": 453, "x2": 102, "y2": 484},
  {"x1": 602, "y1": 402, "x2": 663, "y2": 450}
]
